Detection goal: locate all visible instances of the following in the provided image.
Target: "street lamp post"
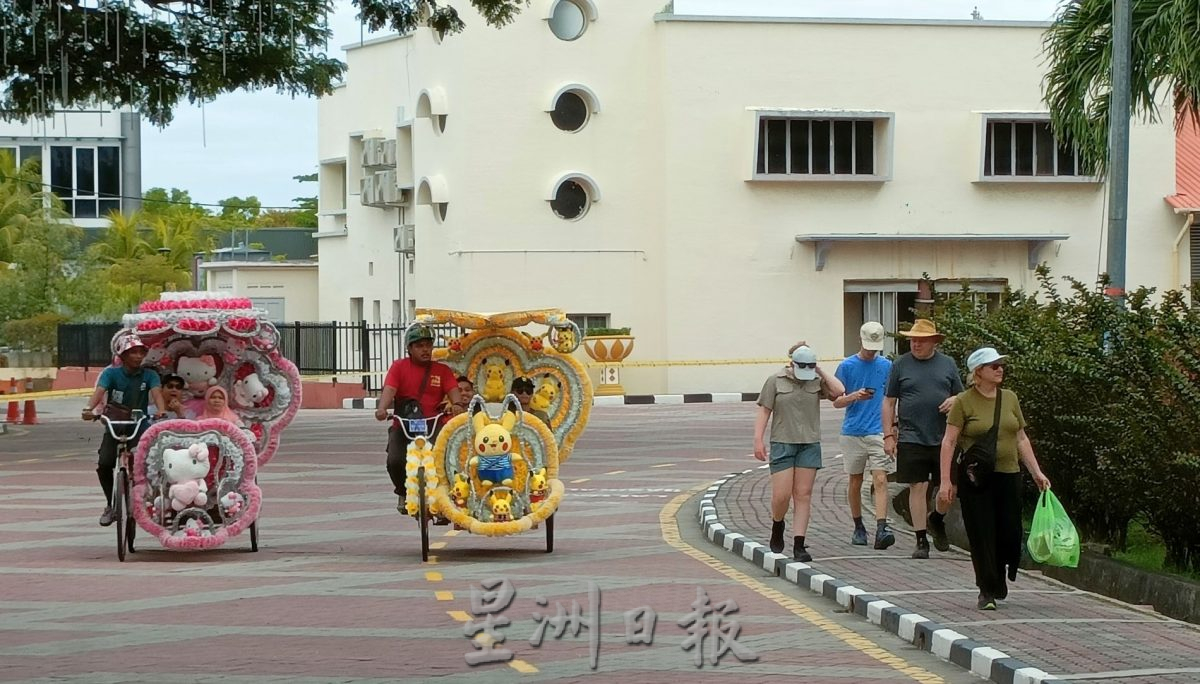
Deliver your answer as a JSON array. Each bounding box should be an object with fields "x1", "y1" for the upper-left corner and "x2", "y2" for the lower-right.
[{"x1": 1106, "y1": 0, "x2": 1132, "y2": 306}]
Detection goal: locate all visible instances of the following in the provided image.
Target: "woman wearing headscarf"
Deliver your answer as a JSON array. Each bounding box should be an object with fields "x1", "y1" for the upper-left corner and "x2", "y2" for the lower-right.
[
  {"x1": 754, "y1": 343, "x2": 845, "y2": 561},
  {"x1": 938, "y1": 347, "x2": 1050, "y2": 610},
  {"x1": 187, "y1": 386, "x2": 244, "y2": 427}
]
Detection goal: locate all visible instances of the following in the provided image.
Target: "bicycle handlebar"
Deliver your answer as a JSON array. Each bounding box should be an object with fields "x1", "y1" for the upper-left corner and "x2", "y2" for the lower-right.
[{"x1": 98, "y1": 414, "x2": 149, "y2": 441}]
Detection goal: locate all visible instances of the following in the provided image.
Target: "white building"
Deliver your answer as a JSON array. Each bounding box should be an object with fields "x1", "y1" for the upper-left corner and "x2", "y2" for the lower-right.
[
  {"x1": 315, "y1": 1, "x2": 1181, "y2": 394},
  {"x1": 201, "y1": 260, "x2": 320, "y2": 322},
  {"x1": 0, "y1": 108, "x2": 142, "y2": 229}
]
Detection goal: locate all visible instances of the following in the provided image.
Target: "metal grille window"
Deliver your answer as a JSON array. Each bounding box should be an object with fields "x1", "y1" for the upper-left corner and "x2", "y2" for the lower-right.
[
  {"x1": 1191, "y1": 226, "x2": 1200, "y2": 291},
  {"x1": 568, "y1": 314, "x2": 610, "y2": 334},
  {"x1": 756, "y1": 117, "x2": 875, "y2": 176},
  {"x1": 983, "y1": 119, "x2": 1091, "y2": 178}
]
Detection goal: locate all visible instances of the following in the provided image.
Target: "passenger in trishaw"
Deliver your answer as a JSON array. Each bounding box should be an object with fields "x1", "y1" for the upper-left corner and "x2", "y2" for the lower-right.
[
  {"x1": 82, "y1": 336, "x2": 166, "y2": 526},
  {"x1": 375, "y1": 325, "x2": 463, "y2": 512}
]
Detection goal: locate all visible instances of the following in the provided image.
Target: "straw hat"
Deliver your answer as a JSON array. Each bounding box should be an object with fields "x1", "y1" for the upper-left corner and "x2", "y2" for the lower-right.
[{"x1": 897, "y1": 319, "x2": 944, "y2": 341}]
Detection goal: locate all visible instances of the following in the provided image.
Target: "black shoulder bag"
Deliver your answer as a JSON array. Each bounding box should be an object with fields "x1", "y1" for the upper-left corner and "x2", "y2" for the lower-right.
[
  {"x1": 394, "y1": 363, "x2": 432, "y2": 420},
  {"x1": 954, "y1": 390, "x2": 1003, "y2": 488}
]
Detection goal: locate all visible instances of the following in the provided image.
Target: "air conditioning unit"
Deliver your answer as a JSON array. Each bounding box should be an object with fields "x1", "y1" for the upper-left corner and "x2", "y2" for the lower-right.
[
  {"x1": 394, "y1": 224, "x2": 416, "y2": 254},
  {"x1": 359, "y1": 175, "x2": 376, "y2": 206},
  {"x1": 362, "y1": 137, "x2": 387, "y2": 169},
  {"x1": 381, "y1": 139, "x2": 397, "y2": 167}
]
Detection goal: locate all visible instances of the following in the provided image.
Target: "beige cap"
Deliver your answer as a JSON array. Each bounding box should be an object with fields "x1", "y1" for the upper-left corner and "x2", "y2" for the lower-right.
[{"x1": 860, "y1": 322, "x2": 885, "y2": 351}]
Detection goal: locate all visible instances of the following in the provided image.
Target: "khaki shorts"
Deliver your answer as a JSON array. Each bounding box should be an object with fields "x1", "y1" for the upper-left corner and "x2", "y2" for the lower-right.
[{"x1": 841, "y1": 435, "x2": 895, "y2": 475}]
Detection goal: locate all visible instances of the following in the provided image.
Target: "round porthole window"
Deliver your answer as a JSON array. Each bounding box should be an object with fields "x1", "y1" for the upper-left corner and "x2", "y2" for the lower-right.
[
  {"x1": 548, "y1": 0, "x2": 587, "y2": 41},
  {"x1": 551, "y1": 179, "x2": 589, "y2": 220},
  {"x1": 551, "y1": 91, "x2": 589, "y2": 132}
]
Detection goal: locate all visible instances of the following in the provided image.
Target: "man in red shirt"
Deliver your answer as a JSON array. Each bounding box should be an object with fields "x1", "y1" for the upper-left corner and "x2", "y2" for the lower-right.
[{"x1": 375, "y1": 325, "x2": 463, "y2": 509}]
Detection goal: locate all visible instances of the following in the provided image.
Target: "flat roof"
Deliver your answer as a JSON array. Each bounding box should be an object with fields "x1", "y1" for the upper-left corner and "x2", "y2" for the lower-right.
[
  {"x1": 656, "y1": 14, "x2": 1050, "y2": 28},
  {"x1": 199, "y1": 261, "x2": 318, "y2": 269},
  {"x1": 342, "y1": 32, "x2": 410, "y2": 52}
]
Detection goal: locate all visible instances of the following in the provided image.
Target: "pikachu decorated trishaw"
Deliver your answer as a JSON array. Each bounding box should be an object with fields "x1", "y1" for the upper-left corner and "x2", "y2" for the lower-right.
[{"x1": 398, "y1": 309, "x2": 592, "y2": 562}]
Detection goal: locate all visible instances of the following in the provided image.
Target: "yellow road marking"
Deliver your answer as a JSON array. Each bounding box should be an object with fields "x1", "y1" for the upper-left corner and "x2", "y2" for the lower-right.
[
  {"x1": 427, "y1": 555, "x2": 439, "y2": 564},
  {"x1": 509, "y1": 660, "x2": 539, "y2": 673},
  {"x1": 430, "y1": 541, "x2": 447, "y2": 549},
  {"x1": 447, "y1": 610, "x2": 471, "y2": 622},
  {"x1": 660, "y1": 486, "x2": 943, "y2": 683},
  {"x1": 435, "y1": 591, "x2": 454, "y2": 601},
  {"x1": 651, "y1": 463, "x2": 676, "y2": 468},
  {"x1": 16, "y1": 459, "x2": 38, "y2": 464},
  {"x1": 570, "y1": 478, "x2": 590, "y2": 484},
  {"x1": 425, "y1": 571, "x2": 443, "y2": 582},
  {"x1": 444, "y1": 529, "x2": 461, "y2": 537},
  {"x1": 604, "y1": 470, "x2": 626, "y2": 475}
]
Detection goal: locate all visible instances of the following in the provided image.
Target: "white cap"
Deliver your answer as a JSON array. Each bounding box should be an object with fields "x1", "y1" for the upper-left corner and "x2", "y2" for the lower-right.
[
  {"x1": 790, "y1": 346, "x2": 818, "y2": 381},
  {"x1": 860, "y1": 322, "x2": 885, "y2": 351},
  {"x1": 966, "y1": 347, "x2": 1008, "y2": 374}
]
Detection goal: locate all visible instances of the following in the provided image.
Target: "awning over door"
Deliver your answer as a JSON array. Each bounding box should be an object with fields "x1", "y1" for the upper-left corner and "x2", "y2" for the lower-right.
[{"x1": 794, "y1": 233, "x2": 1070, "y2": 271}]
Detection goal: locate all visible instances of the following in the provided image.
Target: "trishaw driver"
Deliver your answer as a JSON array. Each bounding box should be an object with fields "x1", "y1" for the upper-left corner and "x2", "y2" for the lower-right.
[{"x1": 375, "y1": 325, "x2": 463, "y2": 512}]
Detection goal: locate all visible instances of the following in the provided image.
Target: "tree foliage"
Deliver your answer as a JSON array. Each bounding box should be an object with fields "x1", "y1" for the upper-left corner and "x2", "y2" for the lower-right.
[
  {"x1": 1043, "y1": 0, "x2": 1188, "y2": 174},
  {"x1": 0, "y1": 0, "x2": 529, "y2": 126},
  {"x1": 931, "y1": 268, "x2": 1200, "y2": 572}
]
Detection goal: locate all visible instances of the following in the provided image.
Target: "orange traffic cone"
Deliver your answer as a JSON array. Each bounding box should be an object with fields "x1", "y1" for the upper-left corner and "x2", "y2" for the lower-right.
[
  {"x1": 4, "y1": 378, "x2": 18, "y2": 423},
  {"x1": 21, "y1": 400, "x2": 37, "y2": 425}
]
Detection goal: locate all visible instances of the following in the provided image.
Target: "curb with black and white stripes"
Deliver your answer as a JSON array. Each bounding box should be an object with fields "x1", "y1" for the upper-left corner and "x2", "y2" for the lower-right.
[
  {"x1": 342, "y1": 393, "x2": 761, "y2": 409},
  {"x1": 698, "y1": 466, "x2": 1058, "y2": 684}
]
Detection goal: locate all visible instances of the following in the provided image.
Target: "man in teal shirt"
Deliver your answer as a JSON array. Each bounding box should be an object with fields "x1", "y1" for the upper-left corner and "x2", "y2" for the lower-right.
[{"x1": 83, "y1": 336, "x2": 164, "y2": 526}]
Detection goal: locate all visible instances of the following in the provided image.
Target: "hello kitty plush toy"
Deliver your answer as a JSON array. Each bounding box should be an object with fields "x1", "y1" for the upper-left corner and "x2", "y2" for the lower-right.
[
  {"x1": 162, "y1": 444, "x2": 211, "y2": 512},
  {"x1": 177, "y1": 355, "x2": 220, "y2": 396},
  {"x1": 232, "y1": 363, "x2": 271, "y2": 408}
]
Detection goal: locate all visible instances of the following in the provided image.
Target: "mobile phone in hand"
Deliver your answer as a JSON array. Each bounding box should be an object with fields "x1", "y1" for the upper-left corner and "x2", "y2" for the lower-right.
[{"x1": 862, "y1": 387, "x2": 876, "y2": 396}]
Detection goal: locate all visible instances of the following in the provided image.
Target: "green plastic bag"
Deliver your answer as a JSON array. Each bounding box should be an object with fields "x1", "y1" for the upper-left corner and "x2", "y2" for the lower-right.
[{"x1": 1027, "y1": 489, "x2": 1080, "y2": 568}]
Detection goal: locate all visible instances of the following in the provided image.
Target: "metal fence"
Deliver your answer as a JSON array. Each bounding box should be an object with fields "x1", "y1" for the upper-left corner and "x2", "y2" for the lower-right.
[{"x1": 57, "y1": 321, "x2": 463, "y2": 392}]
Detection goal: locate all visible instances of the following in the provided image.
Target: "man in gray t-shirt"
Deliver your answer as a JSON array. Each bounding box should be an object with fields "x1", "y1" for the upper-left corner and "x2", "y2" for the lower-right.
[{"x1": 883, "y1": 319, "x2": 963, "y2": 559}]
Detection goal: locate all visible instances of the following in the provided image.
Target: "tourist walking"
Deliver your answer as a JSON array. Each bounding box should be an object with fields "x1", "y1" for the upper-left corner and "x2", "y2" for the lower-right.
[
  {"x1": 754, "y1": 344, "x2": 845, "y2": 561},
  {"x1": 938, "y1": 347, "x2": 1050, "y2": 609},
  {"x1": 882, "y1": 319, "x2": 962, "y2": 558},
  {"x1": 833, "y1": 322, "x2": 896, "y2": 550}
]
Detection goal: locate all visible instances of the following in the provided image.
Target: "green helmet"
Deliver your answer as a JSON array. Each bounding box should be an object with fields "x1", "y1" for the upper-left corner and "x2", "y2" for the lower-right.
[{"x1": 405, "y1": 325, "x2": 435, "y2": 347}]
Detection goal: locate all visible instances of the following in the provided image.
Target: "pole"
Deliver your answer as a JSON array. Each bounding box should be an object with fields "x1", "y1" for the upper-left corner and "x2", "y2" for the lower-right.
[{"x1": 1106, "y1": 0, "x2": 1132, "y2": 304}]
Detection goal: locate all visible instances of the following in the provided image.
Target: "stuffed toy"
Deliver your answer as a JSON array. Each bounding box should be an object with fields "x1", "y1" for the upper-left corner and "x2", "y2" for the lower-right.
[
  {"x1": 468, "y1": 409, "x2": 525, "y2": 493},
  {"x1": 220, "y1": 491, "x2": 245, "y2": 517},
  {"x1": 490, "y1": 490, "x2": 513, "y2": 523},
  {"x1": 177, "y1": 355, "x2": 220, "y2": 396},
  {"x1": 553, "y1": 327, "x2": 576, "y2": 353},
  {"x1": 232, "y1": 363, "x2": 272, "y2": 408},
  {"x1": 529, "y1": 467, "x2": 548, "y2": 507},
  {"x1": 163, "y1": 443, "x2": 211, "y2": 512},
  {"x1": 451, "y1": 472, "x2": 471, "y2": 508},
  {"x1": 481, "y1": 360, "x2": 508, "y2": 402},
  {"x1": 531, "y1": 378, "x2": 559, "y2": 413}
]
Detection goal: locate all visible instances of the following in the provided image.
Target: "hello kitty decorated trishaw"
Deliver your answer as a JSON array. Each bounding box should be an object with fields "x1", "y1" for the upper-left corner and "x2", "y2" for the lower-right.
[
  {"x1": 108, "y1": 292, "x2": 302, "y2": 560},
  {"x1": 401, "y1": 309, "x2": 592, "y2": 562}
]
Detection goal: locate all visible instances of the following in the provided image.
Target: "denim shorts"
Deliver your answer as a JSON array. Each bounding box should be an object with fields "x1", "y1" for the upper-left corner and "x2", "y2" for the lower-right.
[{"x1": 769, "y1": 442, "x2": 823, "y2": 473}]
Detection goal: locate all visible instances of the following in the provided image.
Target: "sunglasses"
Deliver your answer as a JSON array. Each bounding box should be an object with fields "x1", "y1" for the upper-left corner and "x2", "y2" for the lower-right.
[
  {"x1": 793, "y1": 362, "x2": 817, "y2": 369},
  {"x1": 985, "y1": 363, "x2": 1006, "y2": 371},
  {"x1": 164, "y1": 383, "x2": 185, "y2": 390}
]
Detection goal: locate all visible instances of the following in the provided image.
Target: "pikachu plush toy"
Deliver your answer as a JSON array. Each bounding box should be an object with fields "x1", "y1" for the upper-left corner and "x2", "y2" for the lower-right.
[{"x1": 468, "y1": 408, "x2": 527, "y2": 495}]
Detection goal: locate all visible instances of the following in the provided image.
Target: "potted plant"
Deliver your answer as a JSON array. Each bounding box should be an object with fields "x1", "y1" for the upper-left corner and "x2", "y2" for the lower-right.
[{"x1": 582, "y1": 327, "x2": 634, "y2": 364}]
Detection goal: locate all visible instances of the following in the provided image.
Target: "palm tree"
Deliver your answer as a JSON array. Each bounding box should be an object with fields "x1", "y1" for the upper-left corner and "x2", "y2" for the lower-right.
[
  {"x1": 1043, "y1": 0, "x2": 1186, "y2": 174},
  {"x1": 90, "y1": 210, "x2": 151, "y2": 264},
  {"x1": 0, "y1": 149, "x2": 66, "y2": 266}
]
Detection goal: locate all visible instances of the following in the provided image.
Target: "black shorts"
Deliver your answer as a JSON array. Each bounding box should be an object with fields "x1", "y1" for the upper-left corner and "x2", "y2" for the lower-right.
[{"x1": 896, "y1": 442, "x2": 941, "y2": 485}]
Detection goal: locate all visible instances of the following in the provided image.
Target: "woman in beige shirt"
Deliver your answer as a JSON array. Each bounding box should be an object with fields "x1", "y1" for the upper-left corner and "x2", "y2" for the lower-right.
[
  {"x1": 754, "y1": 344, "x2": 844, "y2": 562},
  {"x1": 938, "y1": 347, "x2": 1050, "y2": 610}
]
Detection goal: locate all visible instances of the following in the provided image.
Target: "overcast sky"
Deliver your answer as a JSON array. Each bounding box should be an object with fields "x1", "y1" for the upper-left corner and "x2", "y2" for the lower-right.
[{"x1": 140, "y1": 0, "x2": 1063, "y2": 210}]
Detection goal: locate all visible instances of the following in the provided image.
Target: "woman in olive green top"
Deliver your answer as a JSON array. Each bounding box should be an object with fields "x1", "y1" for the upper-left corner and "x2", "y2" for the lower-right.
[{"x1": 938, "y1": 347, "x2": 1050, "y2": 611}]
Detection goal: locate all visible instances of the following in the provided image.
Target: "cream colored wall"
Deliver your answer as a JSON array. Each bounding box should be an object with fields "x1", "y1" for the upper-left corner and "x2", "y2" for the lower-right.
[
  {"x1": 205, "y1": 266, "x2": 319, "y2": 321},
  {"x1": 656, "y1": 18, "x2": 1178, "y2": 393},
  {"x1": 317, "y1": 12, "x2": 1179, "y2": 394}
]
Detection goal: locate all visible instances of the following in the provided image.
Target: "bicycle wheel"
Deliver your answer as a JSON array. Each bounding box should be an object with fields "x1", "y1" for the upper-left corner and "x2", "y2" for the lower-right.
[
  {"x1": 417, "y1": 466, "x2": 430, "y2": 562},
  {"x1": 545, "y1": 513, "x2": 555, "y2": 554},
  {"x1": 124, "y1": 474, "x2": 136, "y2": 553},
  {"x1": 114, "y1": 469, "x2": 127, "y2": 562}
]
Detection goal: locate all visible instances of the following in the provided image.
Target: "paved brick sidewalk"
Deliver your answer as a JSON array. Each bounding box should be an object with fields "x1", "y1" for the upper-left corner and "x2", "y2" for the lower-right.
[{"x1": 711, "y1": 409, "x2": 1200, "y2": 684}]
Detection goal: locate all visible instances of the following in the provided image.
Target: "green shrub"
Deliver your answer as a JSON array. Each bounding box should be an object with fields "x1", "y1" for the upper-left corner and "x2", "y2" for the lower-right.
[
  {"x1": 931, "y1": 268, "x2": 1200, "y2": 572},
  {"x1": 585, "y1": 327, "x2": 631, "y2": 336},
  {"x1": 1, "y1": 312, "x2": 69, "y2": 352}
]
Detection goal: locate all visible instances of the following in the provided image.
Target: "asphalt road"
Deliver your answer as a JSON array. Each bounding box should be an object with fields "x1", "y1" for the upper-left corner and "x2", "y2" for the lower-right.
[{"x1": 0, "y1": 402, "x2": 978, "y2": 683}]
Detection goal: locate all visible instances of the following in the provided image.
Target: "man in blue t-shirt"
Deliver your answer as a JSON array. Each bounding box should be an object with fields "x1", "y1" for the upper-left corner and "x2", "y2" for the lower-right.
[
  {"x1": 833, "y1": 322, "x2": 896, "y2": 550},
  {"x1": 83, "y1": 336, "x2": 164, "y2": 527}
]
